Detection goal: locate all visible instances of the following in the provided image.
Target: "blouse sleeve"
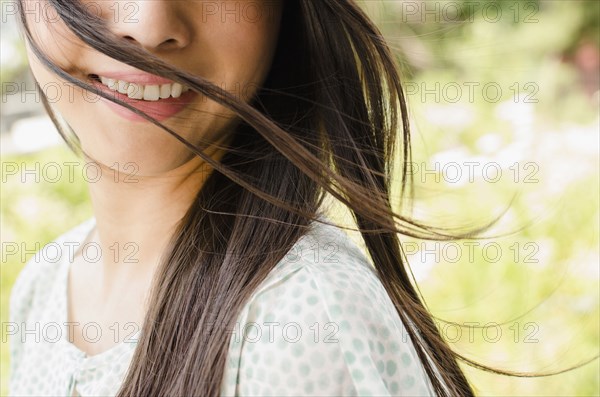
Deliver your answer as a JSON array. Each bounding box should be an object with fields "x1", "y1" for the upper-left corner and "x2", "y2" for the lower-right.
[
  {"x1": 8, "y1": 254, "x2": 41, "y2": 395},
  {"x1": 225, "y1": 257, "x2": 436, "y2": 397}
]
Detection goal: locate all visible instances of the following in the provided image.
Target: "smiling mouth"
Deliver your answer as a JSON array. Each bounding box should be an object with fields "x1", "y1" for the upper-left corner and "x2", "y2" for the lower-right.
[{"x1": 88, "y1": 74, "x2": 190, "y2": 101}]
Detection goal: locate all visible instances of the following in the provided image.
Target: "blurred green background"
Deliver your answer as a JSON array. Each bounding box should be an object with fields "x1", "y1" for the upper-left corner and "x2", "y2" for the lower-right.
[{"x1": 1, "y1": 0, "x2": 598, "y2": 395}]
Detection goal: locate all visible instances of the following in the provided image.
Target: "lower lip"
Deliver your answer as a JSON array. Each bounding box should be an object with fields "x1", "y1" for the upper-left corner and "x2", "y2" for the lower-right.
[{"x1": 90, "y1": 79, "x2": 197, "y2": 122}]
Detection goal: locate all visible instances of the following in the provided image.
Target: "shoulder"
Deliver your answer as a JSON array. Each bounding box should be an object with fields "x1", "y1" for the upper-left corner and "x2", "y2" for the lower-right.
[
  {"x1": 221, "y1": 216, "x2": 435, "y2": 396},
  {"x1": 251, "y1": 216, "x2": 402, "y2": 330},
  {"x1": 9, "y1": 218, "x2": 96, "y2": 323}
]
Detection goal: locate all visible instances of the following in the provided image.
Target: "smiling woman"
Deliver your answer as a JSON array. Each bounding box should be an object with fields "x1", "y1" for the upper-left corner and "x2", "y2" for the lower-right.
[
  {"x1": 21, "y1": 0, "x2": 281, "y2": 174},
  {"x1": 7, "y1": 1, "x2": 513, "y2": 396}
]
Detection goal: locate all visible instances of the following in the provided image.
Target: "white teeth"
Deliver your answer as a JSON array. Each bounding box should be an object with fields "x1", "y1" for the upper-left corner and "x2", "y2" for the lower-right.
[
  {"x1": 143, "y1": 85, "x2": 160, "y2": 101},
  {"x1": 97, "y1": 76, "x2": 189, "y2": 101},
  {"x1": 171, "y1": 83, "x2": 182, "y2": 98},
  {"x1": 117, "y1": 80, "x2": 129, "y2": 94},
  {"x1": 159, "y1": 84, "x2": 171, "y2": 99},
  {"x1": 127, "y1": 83, "x2": 144, "y2": 99},
  {"x1": 107, "y1": 79, "x2": 118, "y2": 91}
]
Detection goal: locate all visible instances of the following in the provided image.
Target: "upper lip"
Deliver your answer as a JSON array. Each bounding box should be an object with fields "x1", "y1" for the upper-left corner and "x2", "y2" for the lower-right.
[{"x1": 90, "y1": 71, "x2": 176, "y2": 86}]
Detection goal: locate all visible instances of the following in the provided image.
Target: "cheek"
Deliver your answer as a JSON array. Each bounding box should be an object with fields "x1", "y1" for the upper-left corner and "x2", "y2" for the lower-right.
[
  {"x1": 26, "y1": 46, "x2": 91, "y2": 133},
  {"x1": 23, "y1": 1, "x2": 96, "y2": 119},
  {"x1": 26, "y1": 46, "x2": 79, "y2": 122},
  {"x1": 23, "y1": 0, "x2": 89, "y2": 73},
  {"x1": 204, "y1": 6, "x2": 282, "y2": 100}
]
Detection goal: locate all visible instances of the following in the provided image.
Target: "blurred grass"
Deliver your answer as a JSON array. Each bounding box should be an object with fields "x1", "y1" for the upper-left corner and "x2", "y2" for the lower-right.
[{"x1": 1, "y1": 146, "x2": 93, "y2": 396}]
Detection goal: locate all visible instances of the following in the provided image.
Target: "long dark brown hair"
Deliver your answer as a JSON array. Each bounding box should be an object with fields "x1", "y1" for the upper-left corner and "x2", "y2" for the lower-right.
[{"x1": 16, "y1": 0, "x2": 594, "y2": 396}]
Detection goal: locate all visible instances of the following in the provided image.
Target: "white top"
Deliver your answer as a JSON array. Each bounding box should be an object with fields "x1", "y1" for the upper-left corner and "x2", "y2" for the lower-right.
[{"x1": 8, "y1": 216, "x2": 438, "y2": 396}]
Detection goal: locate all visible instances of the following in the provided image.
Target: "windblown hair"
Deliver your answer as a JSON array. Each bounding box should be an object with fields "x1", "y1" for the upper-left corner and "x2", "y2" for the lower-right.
[{"x1": 16, "y1": 1, "x2": 587, "y2": 396}]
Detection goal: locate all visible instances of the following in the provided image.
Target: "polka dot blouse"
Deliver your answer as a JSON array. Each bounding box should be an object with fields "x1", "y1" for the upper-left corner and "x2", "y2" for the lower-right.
[{"x1": 8, "y1": 216, "x2": 441, "y2": 396}]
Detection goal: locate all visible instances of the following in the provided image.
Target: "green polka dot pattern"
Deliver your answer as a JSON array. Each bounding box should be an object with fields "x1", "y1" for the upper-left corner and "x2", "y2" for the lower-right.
[{"x1": 9, "y1": 216, "x2": 439, "y2": 396}]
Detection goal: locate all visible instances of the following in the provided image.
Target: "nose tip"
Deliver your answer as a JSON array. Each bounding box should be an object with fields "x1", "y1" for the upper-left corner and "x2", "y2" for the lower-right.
[
  {"x1": 110, "y1": 2, "x2": 192, "y2": 52},
  {"x1": 122, "y1": 35, "x2": 186, "y2": 52}
]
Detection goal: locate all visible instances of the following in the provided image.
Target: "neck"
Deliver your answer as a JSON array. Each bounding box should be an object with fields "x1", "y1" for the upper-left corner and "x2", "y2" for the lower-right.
[{"x1": 85, "y1": 144, "x2": 228, "y2": 280}]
